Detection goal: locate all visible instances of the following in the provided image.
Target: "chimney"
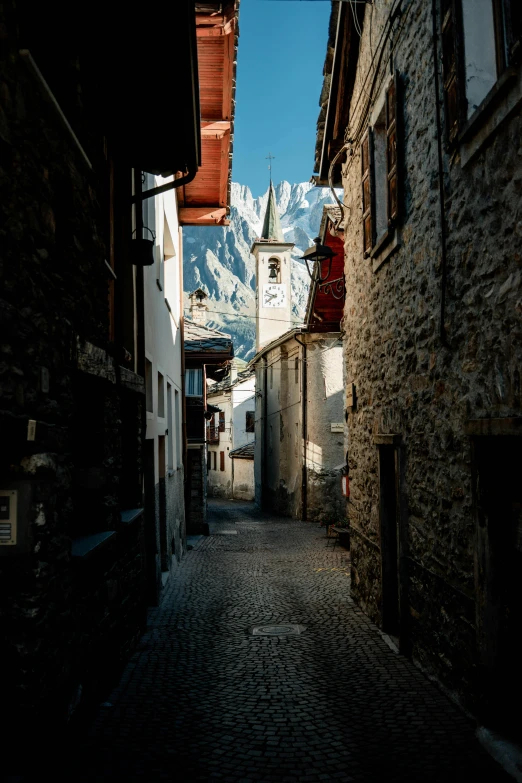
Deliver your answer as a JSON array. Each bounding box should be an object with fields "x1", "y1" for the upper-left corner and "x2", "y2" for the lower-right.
[{"x1": 189, "y1": 288, "x2": 208, "y2": 325}]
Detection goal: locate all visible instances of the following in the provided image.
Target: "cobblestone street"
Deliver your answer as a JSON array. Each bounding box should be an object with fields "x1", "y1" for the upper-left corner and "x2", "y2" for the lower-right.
[{"x1": 72, "y1": 501, "x2": 508, "y2": 782}]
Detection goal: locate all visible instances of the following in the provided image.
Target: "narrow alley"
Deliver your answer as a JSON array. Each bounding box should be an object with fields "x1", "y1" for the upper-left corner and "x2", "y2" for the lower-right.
[{"x1": 67, "y1": 501, "x2": 508, "y2": 783}]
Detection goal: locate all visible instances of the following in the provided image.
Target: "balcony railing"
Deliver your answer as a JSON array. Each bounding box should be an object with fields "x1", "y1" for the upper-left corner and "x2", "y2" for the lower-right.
[{"x1": 207, "y1": 425, "x2": 219, "y2": 444}]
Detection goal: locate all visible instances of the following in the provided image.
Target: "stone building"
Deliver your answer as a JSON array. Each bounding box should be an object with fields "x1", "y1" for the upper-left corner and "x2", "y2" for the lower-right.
[
  {"x1": 251, "y1": 190, "x2": 345, "y2": 523},
  {"x1": 314, "y1": 0, "x2": 522, "y2": 739},
  {"x1": 0, "y1": 0, "x2": 239, "y2": 761}
]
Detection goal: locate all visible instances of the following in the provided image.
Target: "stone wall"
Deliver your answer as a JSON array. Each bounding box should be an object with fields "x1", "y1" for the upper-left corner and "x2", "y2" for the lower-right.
[
  {"x1": 0, "y1": 12, "x2": 147, "y2": 745},
  {"x1": 337, "y1": 0, "x2": 522, "y2": 714}
]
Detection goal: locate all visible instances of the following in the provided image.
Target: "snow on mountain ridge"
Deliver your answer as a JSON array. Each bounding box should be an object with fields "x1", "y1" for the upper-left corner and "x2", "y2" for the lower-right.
[{"x1": 183, "y1": 181, "x2": 340, "y2": 360}]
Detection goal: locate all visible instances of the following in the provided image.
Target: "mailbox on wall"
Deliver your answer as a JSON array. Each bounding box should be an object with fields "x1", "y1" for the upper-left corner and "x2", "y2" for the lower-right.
[
  {"x1": 0, "y1": 490, "x2": 17, "y2": 546},
  {"x1": 0, "y1": 483, "x2": 33, "y2": 555}
]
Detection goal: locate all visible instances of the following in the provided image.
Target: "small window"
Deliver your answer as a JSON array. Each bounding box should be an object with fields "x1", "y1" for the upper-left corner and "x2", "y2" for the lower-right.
[
  {"x1": 145, "y1": 359, "x2": 153, "y2": 413},
  {"x1": 218, "y1": 411, "x2": 225, "y2": 433},
  {"x1": 220, "y1": 451, "x2": 225, "y2": 471},
  {"x1": 157, "y1": 372, "x2": 165, "y2": 418},
  {"x1": 246, "y1": 411, "x2": 255, "y2": 433},
  {"x1": 185, "y1": 368, "x2": 203, "y2": 396},
  {"x1": 270, "y1": 365, "x2": 273, "y2": 389},
  {"x1": 361, "y1": 73, "x2": 400, "y2": 256},
  {"x1": 213, "y1": 451, "x2": 216, "y2": 471},
  {"x1": 295, "y1": 357, "x2": 299, "y2": 384},
  {"x1": 207, "y1": 450, "x2": 211, "y2": 471},
  {"x1": 442, "y1": 0, "x2": 522, "y2": 139}
]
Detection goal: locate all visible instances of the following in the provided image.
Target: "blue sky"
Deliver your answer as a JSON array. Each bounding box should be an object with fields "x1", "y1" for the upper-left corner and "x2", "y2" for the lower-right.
[{"x1": 232, "y1": 0, "x2": 331, "y2": 197}]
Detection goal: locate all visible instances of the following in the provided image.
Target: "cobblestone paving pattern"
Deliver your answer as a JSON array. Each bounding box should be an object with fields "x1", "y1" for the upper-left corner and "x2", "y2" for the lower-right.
[{"x1": 74, "y1": 501, "x2": 509, "y2": 782}]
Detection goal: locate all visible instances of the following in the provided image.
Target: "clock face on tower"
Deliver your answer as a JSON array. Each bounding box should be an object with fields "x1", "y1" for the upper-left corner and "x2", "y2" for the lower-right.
[{"x1": 263, "y1": 284, "x2": 287, "y2": 308}]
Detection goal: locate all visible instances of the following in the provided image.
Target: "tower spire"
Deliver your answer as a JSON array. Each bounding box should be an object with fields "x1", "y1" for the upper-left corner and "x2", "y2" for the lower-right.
[{"x1": 261, "y1": 182, "x2": 284, "y2": 241}]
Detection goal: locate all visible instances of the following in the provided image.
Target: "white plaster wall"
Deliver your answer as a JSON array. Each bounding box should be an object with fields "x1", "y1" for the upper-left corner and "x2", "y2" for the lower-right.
[
  {"x1": 207, "y1": 390, "x2": 233, "y2": 498},
  {"x1": 232, "y1": 458, "x2": 254, "y2": 500},
  {"x1": 142, "y1": 174, "x2": 185, "y2": 567},
  {"x1": 232, "y1": 376, "x2": 255, "y2": 449},
  {"x1": 304, "y1": 334, "x2": 345, "y2": 524},
  {"x1": 254, "y1": 244, "x2": 294, "y2": 351},
  {"x1": 305, "y1": 336, "x2": 344, "y2": 471}
]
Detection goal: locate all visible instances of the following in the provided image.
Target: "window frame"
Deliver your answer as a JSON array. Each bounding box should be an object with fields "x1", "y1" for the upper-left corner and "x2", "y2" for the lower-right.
[
  {"x1": 246, "y1": 410, "x2": 255, "y2": 433},
  {"x1": 361, "y1": 72, "x2": 402, "y2": 268},
  {"x1": 441, "y1": 0, "x2": 522, "y2": 145},
  {"x1": 185, "y1": 368, "x2": 203, "y2": 397}
]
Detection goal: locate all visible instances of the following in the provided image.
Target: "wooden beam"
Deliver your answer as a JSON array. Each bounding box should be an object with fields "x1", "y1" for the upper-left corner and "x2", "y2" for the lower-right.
[
  {"x1": 222, "y1": 25, "x2": 234, "y2": 121},
  {"x1": 196, "y1": 26, "x2": 224, "y2": 37},
  {"x1": 196, "y1": 14, "x2": 225, "y2": 26},
  {"x1": 201, "y1": 121, "x2": 231, "y2": 139},
  {"x1": 179, "y1": 207, "x2": 229, "y2": 226}
]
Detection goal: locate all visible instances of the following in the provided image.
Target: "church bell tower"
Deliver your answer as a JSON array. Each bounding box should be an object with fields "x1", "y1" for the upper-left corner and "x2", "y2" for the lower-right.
[{"x1": 251, "y1": 182, "x2": 294, "y2": 352}]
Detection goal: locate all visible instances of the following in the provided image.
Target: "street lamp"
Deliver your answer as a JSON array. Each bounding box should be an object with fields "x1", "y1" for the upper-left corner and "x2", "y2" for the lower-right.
[{"x1": 300, "y1": 237, "x2": 336, "y2": 283}]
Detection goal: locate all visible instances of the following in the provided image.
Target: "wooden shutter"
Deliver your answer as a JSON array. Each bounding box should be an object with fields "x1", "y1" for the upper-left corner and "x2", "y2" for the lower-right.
[
  {"x1": 441, "y1": 0, "x2": 465, "y2": 143},
  {"x1": 220, "y1": 451, "x2": 225, "y2": 471},
  {"x1": 361, "y1": 129, "x2": 374, "y2": 255},
  {"x1": 385, "y1": 74, "x2": 400, "y2": 226},
  {"x1": 218, "y1": 411, "x2": 225, "y2": 432}
]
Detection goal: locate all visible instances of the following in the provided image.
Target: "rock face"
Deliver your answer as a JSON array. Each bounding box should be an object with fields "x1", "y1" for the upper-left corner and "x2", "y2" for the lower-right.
[{"x1": 183, "y1": 181, "x2": 338, "y2": 359}]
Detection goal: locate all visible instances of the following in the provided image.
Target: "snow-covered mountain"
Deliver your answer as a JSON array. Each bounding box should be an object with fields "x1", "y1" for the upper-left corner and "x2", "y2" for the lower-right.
[{"x1": 183, "y1": 180, "x2": 338, "y2": 360}]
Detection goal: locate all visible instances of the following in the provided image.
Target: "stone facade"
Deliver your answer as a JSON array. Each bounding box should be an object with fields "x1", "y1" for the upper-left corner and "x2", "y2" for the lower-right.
[
  {"x1": 315, "y1": 0, "x2": 522, "y2": 728},
  {"x1": 0, "y1": 36, "x2": 147, "y2": 743}
]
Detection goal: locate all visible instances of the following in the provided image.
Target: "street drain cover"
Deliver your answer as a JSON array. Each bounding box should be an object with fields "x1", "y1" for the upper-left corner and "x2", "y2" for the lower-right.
[{"x1": 250, "y1": 624, "x2": 306, "y2": 637}]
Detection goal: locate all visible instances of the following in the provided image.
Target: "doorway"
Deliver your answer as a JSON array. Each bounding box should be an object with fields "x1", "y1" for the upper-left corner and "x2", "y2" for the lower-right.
[{"x1": 473, "y1": 435, "x2": 522, "y2": 739}]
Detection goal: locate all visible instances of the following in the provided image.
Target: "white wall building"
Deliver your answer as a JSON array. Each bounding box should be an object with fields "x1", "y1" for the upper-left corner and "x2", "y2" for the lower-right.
[
  {"x1": 142, "y1": 174, "x2": 185, "y2": 600},
  {"x1": 207, "y1": 363, "x2": 255, "y2": 500}
]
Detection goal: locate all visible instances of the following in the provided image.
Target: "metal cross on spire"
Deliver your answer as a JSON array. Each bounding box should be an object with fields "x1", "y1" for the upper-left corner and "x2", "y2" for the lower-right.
[{"x1": 266, "y1": 152, "x2": 275, "y2": 183}]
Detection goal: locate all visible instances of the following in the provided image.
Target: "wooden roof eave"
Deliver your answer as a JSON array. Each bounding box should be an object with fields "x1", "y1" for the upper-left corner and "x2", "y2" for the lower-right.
[
  {"x1": 315, "y1": 2, "x2": 362, "y2": 187},
  {"x1": 182, "y1": 3, "x2": 237, "y2": 227}
]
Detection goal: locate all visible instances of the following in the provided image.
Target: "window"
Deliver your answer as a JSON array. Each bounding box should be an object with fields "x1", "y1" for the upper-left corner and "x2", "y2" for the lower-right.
[
  {"x1": 246, "y1": 411, "x2": 255, "y2": 433},
  {"x1": 295, "y1": 357, "x2": 299, "y2": 384},
  {"x1": 270, "y1": 364, "x2": 273, "y2": 389},
  {"x1": 207, "y1": 450, "x2": 211, "y2": 471},
  {"x1": 158, "y1": 372, "x2": 165, "y2": 418},
  {"x1": 218, "y1": 411, "x2": 225, "y2": 433},
  {"x1": 220, "y1": 451, "x2": 225, "y2": 471},
  {"x1": 442, "y1": 0, "x2": 522, "y2": 140},
  {"x1": 145, "y1": 358, "x2": 153, "y2": 413},
  {"x1": 213, "y1": 451, "x2": 217, "y2": 471},
  {"x1": 185, "y1": 368, "x2": 203, "y2": 396},
  {"x1": 361, "y1": 73, "x2": 400, "y2": 257}
]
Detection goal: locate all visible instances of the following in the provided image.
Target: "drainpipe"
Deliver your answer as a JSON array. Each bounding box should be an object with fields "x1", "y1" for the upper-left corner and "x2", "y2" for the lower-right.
[
  {"x1": 179, "y1": 226, "x2": 188, "y2": 545},
  {"x1": 131, "y1": 167, "x2": 198, "y2": 204},
  {"x1": 294, "y1": 334, "x2": 307, "y2": 522},
  {"x1": 431, "y1": 0, "x2": 449, "y2": 347}
]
